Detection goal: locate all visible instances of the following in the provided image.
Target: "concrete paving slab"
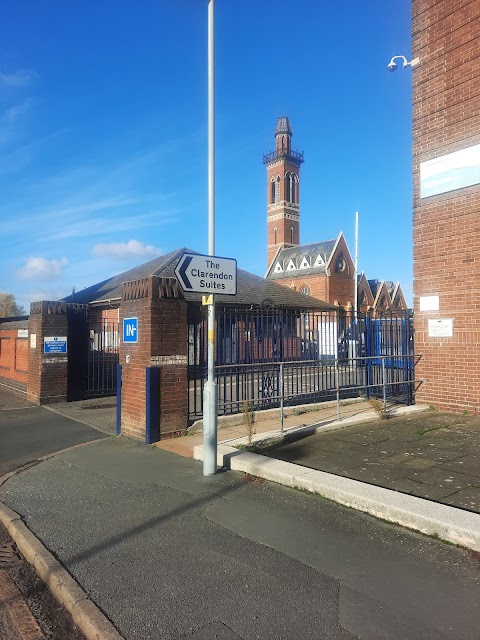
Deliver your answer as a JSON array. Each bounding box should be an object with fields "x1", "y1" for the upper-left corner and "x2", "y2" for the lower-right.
[
  {"x1": 407, "y1": 467, "x2": 479, "y2": 488},
  {"x1": 441, "y1": 486, "x2": 480, "y2": 511}
]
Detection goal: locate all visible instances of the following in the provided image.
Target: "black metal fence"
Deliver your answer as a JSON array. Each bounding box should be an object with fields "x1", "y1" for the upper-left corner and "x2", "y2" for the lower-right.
[{"x1": 187, "y1": 306, "x2": 415, "y2": 421}]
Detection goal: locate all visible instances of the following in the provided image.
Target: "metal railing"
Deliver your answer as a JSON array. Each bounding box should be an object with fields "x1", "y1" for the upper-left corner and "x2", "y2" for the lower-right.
[
  {"x1": 187, "y1": 306, "x2": 414, "y2": 422},
  {"x1": 188, "y1": 353, "x2": 421, "y2": 424},
  {"x1": 263, "y1": 148, "x2": 304, "y2": 164}
]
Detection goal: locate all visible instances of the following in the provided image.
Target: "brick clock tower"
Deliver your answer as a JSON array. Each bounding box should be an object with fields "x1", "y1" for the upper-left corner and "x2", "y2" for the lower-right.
[{"x1": 264, "y1": 117, "x2": 304, "y2": 268}]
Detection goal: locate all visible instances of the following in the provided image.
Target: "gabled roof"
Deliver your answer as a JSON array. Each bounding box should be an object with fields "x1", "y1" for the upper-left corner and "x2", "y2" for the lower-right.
[
  {"x1": 371, "y1": 280, "x2": 392, "y2": 309},
  {"x1": 357, "y1": 272, "x2": 375, "y2": 307},
  {"x1": 266, "y1": 238, "x2": 337, "y2": 280},
  {"x1": 391, "y1": 282, "x2": 407, "y2": 309},
  {"x1": 63, "y1": 247, "x2": 336, "y2": 310},
  {"x1": 367, "y1": 279, "x2": 382, "y2": 299}
]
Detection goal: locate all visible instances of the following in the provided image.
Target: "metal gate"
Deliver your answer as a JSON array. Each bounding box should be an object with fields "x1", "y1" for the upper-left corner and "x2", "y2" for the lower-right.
[
  {"x1": 87, "y1": 321, "x2": 119, "y2": 396},
  {"x1": 187, "y1": 306, "x2": 414, "y2": 422}
]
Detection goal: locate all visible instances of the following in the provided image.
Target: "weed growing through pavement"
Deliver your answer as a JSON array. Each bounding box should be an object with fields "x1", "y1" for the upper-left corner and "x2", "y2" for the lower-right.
[
  {"x1": 242, "y1": 400, "x2": 256, "y2": 446},
  {"x1": 365, "y1": 397, "x2": 389, "y2": 420}
]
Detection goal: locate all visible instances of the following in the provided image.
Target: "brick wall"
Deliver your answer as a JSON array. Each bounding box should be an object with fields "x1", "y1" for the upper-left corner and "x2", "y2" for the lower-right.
[
  {"x1": 412, "y1": 0, "x2": 480, "y2": 412},
  {"x1": 119, "y1": 276, "x2": 188, "y2": 441},
  {"x1": 0, "y1": 321, "x2": 28, "y2": 394},
  {"x1": 89, "y1": 306, "x2": 119, "y2": 324},
  {"x1": 27, "y1": 301, "x2": 68, "y2": 404}
]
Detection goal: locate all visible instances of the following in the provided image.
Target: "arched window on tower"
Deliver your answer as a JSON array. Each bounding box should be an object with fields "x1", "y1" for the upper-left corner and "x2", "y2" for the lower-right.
[
  {"x1": 290, "y1": 226, "x2": 294, "y2": 244},
  {"x1": 285, "y1": 172, "x2": 291, "y2": 202},
  {"x1": 274, "y1": 227, "x2": 277, "y2": 244},
  {"x1": 291, "y1": 174, "x2": 297, "y2": 203},
  {"x1": 271, "y1": 179, "x2": 276, "y2": 204},
  {"x1": 275, "y1": 176, "x2": 281, "y2": 203}
]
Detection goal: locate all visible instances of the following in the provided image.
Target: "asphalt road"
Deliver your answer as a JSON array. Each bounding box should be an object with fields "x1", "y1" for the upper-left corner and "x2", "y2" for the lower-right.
[
  {"x1": 2, "y1": 436, "x2": 480, "y2": 640},
  {"x1": 0, "y1": 388, "x2": 108, "y2": 475}
]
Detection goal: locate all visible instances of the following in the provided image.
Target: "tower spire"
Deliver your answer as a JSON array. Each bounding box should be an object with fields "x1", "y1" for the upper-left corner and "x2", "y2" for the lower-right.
[{"x1": 263, "y1": 117, "x2": 304, "y2": 268}]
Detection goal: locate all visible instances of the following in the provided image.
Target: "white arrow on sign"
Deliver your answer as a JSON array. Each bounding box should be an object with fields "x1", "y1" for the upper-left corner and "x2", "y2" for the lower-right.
[{"x1": 174, "y1": 253, "x2": 237, "y2": 295}]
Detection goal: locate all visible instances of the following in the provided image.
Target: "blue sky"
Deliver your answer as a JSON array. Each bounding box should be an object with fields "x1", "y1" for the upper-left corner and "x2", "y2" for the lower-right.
[{"x1": 0, "y1": 1, "x2": 413, "y2": 310}]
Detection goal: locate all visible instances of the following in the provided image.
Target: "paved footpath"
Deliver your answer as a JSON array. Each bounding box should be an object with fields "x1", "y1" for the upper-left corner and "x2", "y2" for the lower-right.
[
  {"x1": 2, "y1": 437, "x2": 480, "y2": 640},
  {"x1": 260, "y1": 411, "x2": 480, "y2": 512}
]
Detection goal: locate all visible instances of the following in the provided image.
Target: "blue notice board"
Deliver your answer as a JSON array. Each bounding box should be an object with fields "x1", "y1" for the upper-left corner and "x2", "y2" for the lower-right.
[
  {"x1": 123, "y1": 317, "x2": 138, "y2": 343},
  {"x1": 44, "y1": 336, "x2": 67, "y2": 354}
]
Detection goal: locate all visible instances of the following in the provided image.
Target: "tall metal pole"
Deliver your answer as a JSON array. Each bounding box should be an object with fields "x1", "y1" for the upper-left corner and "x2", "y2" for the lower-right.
[
  {"x1": 353, "y1": 211, "x2": 359, "y2": 366},
  {"x1": 203, "y1": 0, "x2": 218, "y2": 476},
  {"x1": 354, "y1": 211, "x2": 359, "y2": 324}
]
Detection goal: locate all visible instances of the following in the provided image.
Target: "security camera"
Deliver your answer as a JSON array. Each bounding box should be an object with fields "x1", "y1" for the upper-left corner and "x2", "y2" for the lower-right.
[{"x1": 387, "y1": 61, "x2": 397, "y2": 72}]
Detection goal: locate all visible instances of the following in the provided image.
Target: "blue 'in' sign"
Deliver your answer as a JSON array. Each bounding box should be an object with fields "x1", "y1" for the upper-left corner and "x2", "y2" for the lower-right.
[{"x1": 123, "y1": 317, "x2": 138, "y2": 343}]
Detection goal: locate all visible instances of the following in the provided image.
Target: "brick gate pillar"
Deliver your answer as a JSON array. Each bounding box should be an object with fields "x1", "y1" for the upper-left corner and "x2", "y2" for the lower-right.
[
  {"x1": 27, "y1": 301, "x2": 69, "y2": 404},
  {"x1": 119, "y1": 276, "x2": 188, "y2": 442}
]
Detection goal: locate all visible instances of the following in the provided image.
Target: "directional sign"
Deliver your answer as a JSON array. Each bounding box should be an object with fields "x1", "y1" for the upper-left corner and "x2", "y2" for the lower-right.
[
  {"x1": 174, "y1": 253, "x2": 237, "y2": 295},
  {"x1": 44, "y1": 336, "x2": 67, "y2": 354},
  {"x1": 123, "y1": 317, "x2": 138, "y2": 343}
]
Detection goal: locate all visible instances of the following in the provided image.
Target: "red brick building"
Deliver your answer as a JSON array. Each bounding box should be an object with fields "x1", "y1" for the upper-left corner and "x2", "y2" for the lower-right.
[
  {"x1": 412, "y1": 0, "x2": 480, "y2": 413},
  {"x1": 264, "y1": 117, "x2": 408, "y2": 313}
]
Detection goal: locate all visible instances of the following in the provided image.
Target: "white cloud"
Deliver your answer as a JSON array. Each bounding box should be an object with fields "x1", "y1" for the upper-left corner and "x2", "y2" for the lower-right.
[
  {"x1": 21, "y1": 287, "x2": 71, "y2": 307},
  {"x1": 91, "y1": 240, "x2": 162, "y2": 261},
  {"x1": 2, "y1": 99, "x2": 31, "y2": 125},
  {"x1": 0, "y1": 70, "x2": 35, "y2": 88},
  {"x1": 17, "y1": 257, "x2": 69, "y2": 282}
]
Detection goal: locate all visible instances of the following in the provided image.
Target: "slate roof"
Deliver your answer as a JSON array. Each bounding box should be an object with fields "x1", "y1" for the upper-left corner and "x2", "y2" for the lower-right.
[
  {"x1": 275, "y1": 116, "x2": 292, "y2": 136},
  {"x1": 368, "y1": 279, "x2": 381, "y2": 298},
  {"x1": 266, "y1": 239, "x2": 337, "y2": 280},
  {"x1": 0, "y1": 317, "x2": 29, "y2": 330},
  {"x1": 62, "y1": 247, "x2": 335, "y2": 310}
]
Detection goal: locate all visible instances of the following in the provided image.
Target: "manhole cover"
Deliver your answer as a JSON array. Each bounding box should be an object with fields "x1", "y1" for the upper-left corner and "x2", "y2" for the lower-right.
[{"x1": 0, "y1": 542, "x2": 22, "y2": 566}]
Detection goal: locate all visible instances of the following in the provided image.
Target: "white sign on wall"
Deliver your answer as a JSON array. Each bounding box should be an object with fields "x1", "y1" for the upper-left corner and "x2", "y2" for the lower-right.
[
  {"x1": 17, "y1": 329, "x2": 28, "y2": 338},
  {"x1": 419, "y1": 295, "x2": 439, "y2": 312},
  {"x1": 420, "y1": 144, "x2": 480, "y2": 198},
  {"x1": 30, "y1": 334, "x2": 37, "y2": 349},
  {"x1": 428, "y1": 318, "x2": 453, "y2": 338}
]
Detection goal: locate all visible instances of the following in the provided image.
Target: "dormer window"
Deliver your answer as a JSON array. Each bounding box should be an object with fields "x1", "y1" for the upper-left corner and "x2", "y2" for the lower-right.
[{"x1": 286, "y1": 259, "x2": 296, "y2": 271}]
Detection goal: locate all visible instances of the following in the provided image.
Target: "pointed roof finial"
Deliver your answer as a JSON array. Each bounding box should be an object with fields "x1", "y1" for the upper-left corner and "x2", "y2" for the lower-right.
[{"x1": 275, "y1": 116, "x2": 292, "y2": 136}]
